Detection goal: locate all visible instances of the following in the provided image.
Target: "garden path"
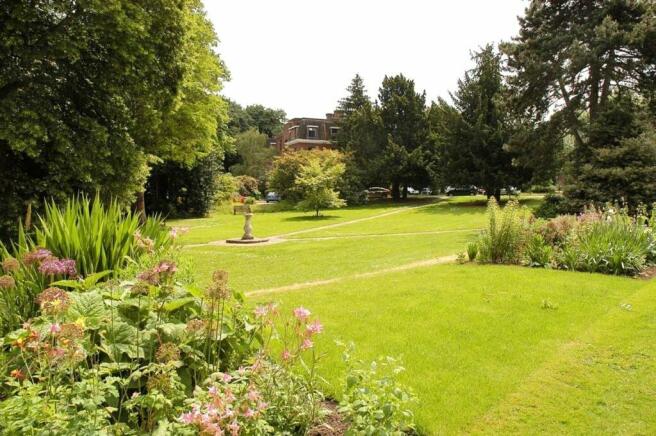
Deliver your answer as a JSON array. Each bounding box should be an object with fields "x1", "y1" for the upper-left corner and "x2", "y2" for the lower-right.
[{"x1": 246, "y1": 254, "x2": 458, "y2": 296}]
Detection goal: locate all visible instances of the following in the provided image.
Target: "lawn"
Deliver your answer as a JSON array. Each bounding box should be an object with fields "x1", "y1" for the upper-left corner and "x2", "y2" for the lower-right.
[
  {"x1": 175, "y1": 194, "x2": 655, "y2": 434},
  {"x1": 169, "y1": 199, "x2": 435, "y2": 245},
  {"x1": 251, "y1": 265, "x2": 654, "y2": 434}
]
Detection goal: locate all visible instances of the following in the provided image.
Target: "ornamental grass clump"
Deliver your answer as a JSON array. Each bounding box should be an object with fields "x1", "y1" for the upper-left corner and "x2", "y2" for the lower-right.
[
  {"x1": 559, "y1": 206, "x2": 652, "y2": 275},
  {"x1": 0, "y1": 195, "x2": 175, "y2": 335},
  {"x1": 477, "y1": 199, "x2": 533, "y2": 264}
]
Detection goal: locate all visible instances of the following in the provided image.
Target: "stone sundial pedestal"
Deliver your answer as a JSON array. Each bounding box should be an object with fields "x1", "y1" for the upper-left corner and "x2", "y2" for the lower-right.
[{"x1": 226, "y1": 212, "x2": 269, "y2": 244}]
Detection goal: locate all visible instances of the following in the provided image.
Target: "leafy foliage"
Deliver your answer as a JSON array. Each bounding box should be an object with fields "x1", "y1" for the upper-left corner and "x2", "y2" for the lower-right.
[
  {"x1": 477, "y1": 199, "x2": 532, "y2": 264},
  {"x1": 269, "y1": 149, "x2": 347, "y2": 215},
  {"x1": 338, "y1": 344, "x2": 416, "y2": 435},
  {"x1": 0, "y1": 196, "x2": 172, "y2": 334}
]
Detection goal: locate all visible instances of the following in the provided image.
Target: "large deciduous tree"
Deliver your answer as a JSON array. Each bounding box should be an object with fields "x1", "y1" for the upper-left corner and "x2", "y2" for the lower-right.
[
  {"x1": 0, "y1": 0, "x2": 231, "y2": 235},
  {"x1": 503, "y1": 0, "x2": 656, "y2": 209}
]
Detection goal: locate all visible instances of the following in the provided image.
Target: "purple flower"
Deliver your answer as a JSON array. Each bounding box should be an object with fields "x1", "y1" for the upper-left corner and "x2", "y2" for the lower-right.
[
  {"x1": 38, "y1": 258, "x2": 77, "y2": 277},
  {"x1": 293, "y1": 306, "x2": 311, "y2": 322},
  {"x1": 23, "y1": 248, "x2": 52, "y2": 266}
]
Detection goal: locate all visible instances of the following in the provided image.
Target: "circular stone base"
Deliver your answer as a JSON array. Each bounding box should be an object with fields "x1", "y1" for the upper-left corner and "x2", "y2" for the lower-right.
[{"x1": 225, "y1": 238, "x2": 270, "y2": 244}]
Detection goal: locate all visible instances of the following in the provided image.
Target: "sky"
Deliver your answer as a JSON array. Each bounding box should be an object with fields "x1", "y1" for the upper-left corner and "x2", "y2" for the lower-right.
[{"x1": 205, "y1": 0, "x2": 528, "y2": 119}]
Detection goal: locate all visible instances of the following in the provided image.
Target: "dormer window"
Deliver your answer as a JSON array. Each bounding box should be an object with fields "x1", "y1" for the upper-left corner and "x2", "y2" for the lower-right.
[{"x1": 307, "y1": 125, "x2": 319, "y2": 139}]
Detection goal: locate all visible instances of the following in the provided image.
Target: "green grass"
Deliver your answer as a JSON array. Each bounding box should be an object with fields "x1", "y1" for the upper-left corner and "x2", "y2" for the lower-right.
[
  {"x1": 169, "y1": 199, "x2": 434, "y2": 245},
  {"x1": 186, "y1": 231, "x2": 474, "y2": 291},
  {"x1": 251, "y1": 264, "x2": 652, "y2": 434},
  {"x1": 176, "y1": 194, "x2": 655, "y2": 434}
]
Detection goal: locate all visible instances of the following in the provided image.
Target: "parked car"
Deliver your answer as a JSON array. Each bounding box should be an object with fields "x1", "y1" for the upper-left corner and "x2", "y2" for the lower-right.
[
  {"x1": 420, "y1": 188, "x2": 432, "y2": 195},
  {"x1": 407, "y1": 186, "x2": 419, "y2": 195},
  {"x1": 500, "y1": 186, "x2": 521, "y2": 196},
  {"x1": 365, "y1": 187, "x2": 391, "y2": 200},
  {"x1": 445, "y1": 185, "x2": 478, "y2": 196},
  {"x1": 265, "y1": 192, "x2": 280, "y2": 203}
]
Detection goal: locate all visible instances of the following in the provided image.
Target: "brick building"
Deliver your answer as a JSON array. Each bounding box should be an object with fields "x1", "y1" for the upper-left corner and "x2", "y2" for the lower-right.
[{"x1": 275, "y1": 112, "x2": 342, "y2": 152}]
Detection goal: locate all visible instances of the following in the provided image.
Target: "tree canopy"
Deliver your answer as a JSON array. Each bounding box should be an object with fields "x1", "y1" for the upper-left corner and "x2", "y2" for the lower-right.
[{"x1": 0, "y1": 0, "x2": 231, "y2": 237}]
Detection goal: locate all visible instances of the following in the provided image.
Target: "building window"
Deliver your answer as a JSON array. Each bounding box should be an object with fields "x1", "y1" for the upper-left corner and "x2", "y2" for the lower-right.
[
  {"x1": 330, "y1": 127, "x2": 340, "y2": 138},
  {"x1": 307, "y1": 126, "x2": 318, "y2": 139}
]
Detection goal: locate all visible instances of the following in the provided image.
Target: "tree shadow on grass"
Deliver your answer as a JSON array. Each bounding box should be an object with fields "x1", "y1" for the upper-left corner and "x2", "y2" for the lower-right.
[{"x1": 281, "y1": 215, "x2": 340, "y2": 222}]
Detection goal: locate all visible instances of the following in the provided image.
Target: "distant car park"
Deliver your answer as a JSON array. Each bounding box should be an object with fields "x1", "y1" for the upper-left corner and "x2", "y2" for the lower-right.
[
  {"x1": 500, "y1": 186, "x2": 521, "y2": 196},
  {"x1": 445, "y1": 185, "x2": 478, "y2": 196},
  {"x1": 420, "y1": 188, "x2": 432, "y2": 195}
]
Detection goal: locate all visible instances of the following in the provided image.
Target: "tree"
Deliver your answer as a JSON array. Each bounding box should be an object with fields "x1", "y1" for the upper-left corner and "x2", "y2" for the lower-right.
[
  {"x1": 143, "y1": 0, "x2": 231, "y2": 218},
  {"x1": 335, "y1": 75, "x2": 387, "y2": 202},
  {"x1": 503, "y1": 0, "x2": 656, "y2": 208},
  {"x1": 230, "y1": 129, "x2": 276, "y2": 189},
  {"x1": 243, "y1": 105, "x2": 287, "y2": 139},
  {"x1": 378, "y1": 75, "x2": 432, "y2": 200},
  {"x1": 295, "y1": 156, "x2": 347, "y2": 216},
  {"x1": 432, "y1": 46, "x2": 517, "y2": 200},
  {"x1": 268, "y1": 149, "x2": 346, "y2": 215},
  {"x1": 337, "y1": 74, "x2": 370, "y2": 116},
  {"x1": 0, "y1": 0, "x2": 231, "y2": 239}
]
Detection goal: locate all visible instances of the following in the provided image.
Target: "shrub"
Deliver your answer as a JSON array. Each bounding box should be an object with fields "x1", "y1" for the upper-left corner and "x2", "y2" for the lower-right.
[
  {"x1": 235, "y1": 175, "x2": 261, "y2": 198},
  {"x1": 525, "y1": 233, "x2": 553, "y2": 267},
  {"x1": 477, "y1": 199, "x2": 532, "y2": 264},
  {"x1": 538, "y1": 214, "x2": 578, "y2": 246},
  {"x1": 534, "y1": 193, "x2": 568, "y2": 218},
  {"x1": 146, "y1": 151, "x2": 224, "y2": 218},
  {"x1": 337, "y1": 343, "x2": 416, "y2": 434},
  {"x1": 466, "y1": 242, "x2": 478, "y2": 261},
  {"x1": 558, "y1": 207, "x2": 651, "y2": 275}
]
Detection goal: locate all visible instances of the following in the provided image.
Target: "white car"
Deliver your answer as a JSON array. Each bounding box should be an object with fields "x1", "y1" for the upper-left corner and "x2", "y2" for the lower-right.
[{"x1": 407, "y1": 187, "x2": 419, "y2": 195}]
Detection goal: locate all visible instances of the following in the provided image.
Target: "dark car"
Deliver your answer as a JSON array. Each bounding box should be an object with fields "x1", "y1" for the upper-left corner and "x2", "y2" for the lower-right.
[
  {"x1": 365, "y1": 187, "x2": 391, "y2": 200},
  {"x1": 445, "y1": 185, "x2": 478, "y2": 196}
]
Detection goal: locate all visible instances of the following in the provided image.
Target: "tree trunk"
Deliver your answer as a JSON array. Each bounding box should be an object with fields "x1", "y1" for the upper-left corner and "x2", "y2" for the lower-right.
[
  {"x1": 24, "y1": 201, "x2": 32, "y2": 231},
  {"x1": 402, "y1": 185, "x2": 408, "y2": 200},
  {"x1": 136, "y1": 191, "x2": 146, "y2": 224},
  {"x1": 494, "y1": 188, "x2": 501, "y2": 203},
  {"x1": 392, "y1": 181, "x2": 400, "y2": 201}
]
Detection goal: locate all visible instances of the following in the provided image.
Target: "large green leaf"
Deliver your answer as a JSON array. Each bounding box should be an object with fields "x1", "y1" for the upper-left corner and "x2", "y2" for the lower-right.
[
  {"x1": 101, "y1": 321, "x2": 144, "y2": 361},
  {"x1": 68, "y1": 291, "x2": 107, "y2": 329}
]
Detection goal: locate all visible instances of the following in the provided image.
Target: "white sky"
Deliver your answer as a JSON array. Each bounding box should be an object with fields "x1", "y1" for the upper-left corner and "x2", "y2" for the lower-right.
[{"x1": 205, "y1": 0, "x2": 528, "y2": 119}]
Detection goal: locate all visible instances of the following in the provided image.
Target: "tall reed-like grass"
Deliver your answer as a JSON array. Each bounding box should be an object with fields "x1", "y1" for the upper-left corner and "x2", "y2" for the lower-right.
[
  {"x1": 477, "y1": 199, "x2": 532, "y2": 264},
  {"x1": 560, "y1": 207, "x2": 652, "y2": 275},
  {"x1": 0, "y1": 195, "x2": 173, "y2": 334}
]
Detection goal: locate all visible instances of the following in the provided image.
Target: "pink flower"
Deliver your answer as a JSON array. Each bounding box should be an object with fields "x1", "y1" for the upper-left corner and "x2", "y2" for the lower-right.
[
  {"x1": 23, "y1": 248, "x2": 52, "y2": 266},
  {"x1": 254, "y1": 305, "x2": 268, "y2": 319},
  {"x1": 301, "y1": 338, "x2": 313, "y2": 350},
  {"x1": 293, "y1": 306, "x2": 311, "y2": 322},
  {"x1": 228, "y1": 421, "x2": 240, "y2": 435},
  {"x1": 169, "y1": 227, "x2": 189, "y2": 239},
  {"x1": 0, "y1": 275, "x2": 15, "y2": 289},
  {"x1": 281, "y1": 349, "x2": 292, "y2": 361},
  {"x1": 222, "y1": 372, "x2": 233, "y2": 383},
  {"x1": 237, "y1": 366, "x2": 246, "y2": 376},
  {"x1": 208, "y1": 386, "x2": 218, "y2": 396},
  {"x1": 179, "y1": 412, "x2": 196, "y2": 424},
  {"x1": 257, "y1": 401, "x2": 268, "y2": 411},
  {"x1": 243, "y1": 408, "x2": 256, "y2": 419},
  {"x1": 306, "y1": 320, "x2": 324, "y2": 335},
  {"x1": 247, "y1": 389, "x2": 259, "y2": 401},
  {"x1": 49, "y1": 323, "x2": 61, "y2": 334}
]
